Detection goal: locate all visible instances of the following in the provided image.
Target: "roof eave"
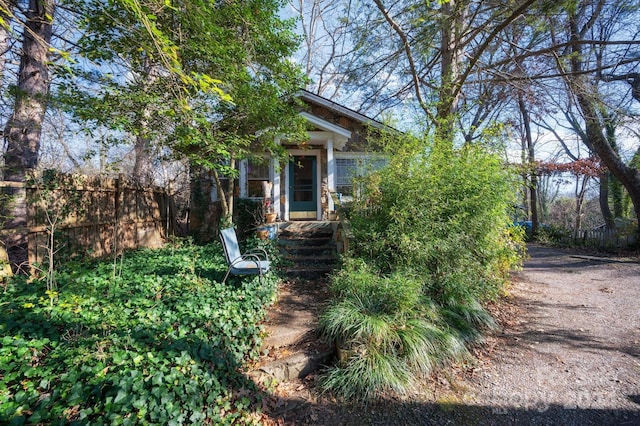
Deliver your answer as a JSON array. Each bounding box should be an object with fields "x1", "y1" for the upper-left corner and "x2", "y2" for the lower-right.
[{"x1": 297, "y1": 89, "x2": 386, "y2": 130}]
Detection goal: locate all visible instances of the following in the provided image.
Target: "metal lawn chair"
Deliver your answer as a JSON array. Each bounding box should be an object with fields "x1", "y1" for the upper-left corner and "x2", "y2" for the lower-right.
[{"x1": 220, "y1": 227, "x2": 270, "y2": 284}]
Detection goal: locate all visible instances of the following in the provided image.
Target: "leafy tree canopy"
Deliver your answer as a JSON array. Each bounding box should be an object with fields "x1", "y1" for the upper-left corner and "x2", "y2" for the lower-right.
[{"x1": 55, "y1": 0, "x2": 307, "y2": 170}]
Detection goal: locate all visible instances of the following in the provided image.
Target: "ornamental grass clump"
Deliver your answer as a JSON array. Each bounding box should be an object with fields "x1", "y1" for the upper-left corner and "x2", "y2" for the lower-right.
[{"x1": 319, "y1": 261, "x2": 475, "y2": 400}]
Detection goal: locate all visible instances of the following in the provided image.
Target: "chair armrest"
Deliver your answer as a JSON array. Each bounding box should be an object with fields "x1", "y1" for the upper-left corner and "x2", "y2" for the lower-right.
[
  {"x1": 229, "y1": 253, "x2": 262, "y2": 269},
  {"x1": 243, "y1": 248, "x2": 269, "y2": 262}
]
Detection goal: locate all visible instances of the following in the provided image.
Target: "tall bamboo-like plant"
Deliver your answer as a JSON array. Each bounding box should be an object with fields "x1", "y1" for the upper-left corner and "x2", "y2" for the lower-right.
[{"x1": 353, "y1": 136, "x2": 522, "y2": 303}]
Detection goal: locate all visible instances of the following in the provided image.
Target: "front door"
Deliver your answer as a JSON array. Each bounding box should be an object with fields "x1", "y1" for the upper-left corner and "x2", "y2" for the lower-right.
[{"x1": 289, "y1": 156, "x2": 317, "y2": 216}]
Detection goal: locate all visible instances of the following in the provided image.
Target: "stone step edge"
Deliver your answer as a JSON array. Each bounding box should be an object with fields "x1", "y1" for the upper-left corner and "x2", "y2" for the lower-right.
[
  {"x1": 284, "y1": 255, "x2": 338, "y2": 263},
  {"x1": 278, "y1": 238, "x2": 334, "y2": 244},
  {"x1": 249, "y1": 346, "x2": 335, "y2": 383},
  {"x1": 279, "y1": 235, "x2": 333, "y2": 241},
  {"x1": 279, "y1": 244, "x2": 336, "y2": 250},
  {"x1": 284, "y1": 266, "x2": 335, "y2": 272}
]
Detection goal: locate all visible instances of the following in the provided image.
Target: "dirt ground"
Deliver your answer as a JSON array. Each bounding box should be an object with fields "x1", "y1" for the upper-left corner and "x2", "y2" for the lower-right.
[{"x1": 262, "y1": 244, "x2": 640, "y2": 425}]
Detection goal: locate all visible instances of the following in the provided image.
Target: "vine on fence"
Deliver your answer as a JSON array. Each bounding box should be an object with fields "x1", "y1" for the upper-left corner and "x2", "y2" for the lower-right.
[{"x1": 26, "y1": 170, "x2": 86, "y2": 304}]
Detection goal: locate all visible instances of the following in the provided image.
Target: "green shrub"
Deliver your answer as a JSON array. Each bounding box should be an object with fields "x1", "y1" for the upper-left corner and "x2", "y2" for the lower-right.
[
  {"x1": 536, "y1": 224, "x2": 571, "y2": 246},
  {"x1": 351, "y1": 142, "x2": 523, "y2": 304},
  {"x1": 0, "y1": 240, "x2": 278, "y2": 424},
  {"x1": 328, "y1": 258, "x2": 423, "y2": 313},
  {"x1": 319, "y1": 138, "x2": 523, "y2": 400}
]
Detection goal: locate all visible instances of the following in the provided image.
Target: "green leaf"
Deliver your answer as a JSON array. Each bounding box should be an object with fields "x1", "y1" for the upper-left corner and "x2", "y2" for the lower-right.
[{"x1": 114, "y1": 389, "x2": 128, "y2": 405}]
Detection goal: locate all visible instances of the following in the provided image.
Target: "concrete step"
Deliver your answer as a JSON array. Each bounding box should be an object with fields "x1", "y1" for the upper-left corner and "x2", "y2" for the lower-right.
[
  {"x1": 283, "y1": 267, "x2": 334, "y2": 280},
  {"x1": 279, "y1": 221, "x2": 336, "y2": 231},
  {"x1": 278, "y1": 221, "x2": 338, "y2": 280},
  {"x1": 279, "y1": 236, "x2": 333, "y2": 247},
  {"x1": 250, "y1": 344, "x2": 334, "y2": 383},
  {"x1": 285, "y1": 256, "x2": 337, "y2": 272},
  {"x1": 285, "y1": 254, "x2": 337, "y2": 264},
  {"x1": 251, "y1": 279, "x2": 335, "y2": 383},
  {"x1": 280, "y1": 225, "x2": 333, "y2": 234},
  {"x1": 281, "y1": 245, "x2": 336, "y2": 256}
]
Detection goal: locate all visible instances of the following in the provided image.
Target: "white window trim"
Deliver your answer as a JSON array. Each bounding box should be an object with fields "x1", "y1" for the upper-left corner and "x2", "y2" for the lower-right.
[
  {"x1": 240, "y1": 156, "x2": 275, "y2": 201},
  {"x1": 334, "y1": 153, "x2": 387, "y2": 198}
]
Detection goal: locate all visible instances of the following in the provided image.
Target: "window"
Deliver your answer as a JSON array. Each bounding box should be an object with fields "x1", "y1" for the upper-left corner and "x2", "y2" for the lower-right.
[
  {"x1": 336, "y1": 158, "x2": 358, "y2": 196},
  {"x1": 335, "y1": 156, "x2": 387, "y2": 196},
  {"x1": 247, "y1": 159, "x2": 271, "y2": 198}
]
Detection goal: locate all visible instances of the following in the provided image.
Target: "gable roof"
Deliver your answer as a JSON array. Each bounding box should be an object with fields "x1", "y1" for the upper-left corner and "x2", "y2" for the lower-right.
[
  {"x1": 298, "y1": 111, "x2": 352, "y2": 140},
  {"x1": 297, "y1": 89, "x2": 386, "y2": 130}
]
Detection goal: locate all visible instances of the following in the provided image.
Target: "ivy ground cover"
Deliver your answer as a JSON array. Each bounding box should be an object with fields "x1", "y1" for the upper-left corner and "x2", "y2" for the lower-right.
[{"x1": 0, "y1": 240, "x2": 278, "y2": 424}]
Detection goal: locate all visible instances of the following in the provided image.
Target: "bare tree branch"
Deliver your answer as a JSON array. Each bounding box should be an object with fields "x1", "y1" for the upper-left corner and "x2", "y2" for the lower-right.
[
  {"x1": 372, "y1": 0, "x2": 428, "y2": 116},
  {"x1": 601, "y1": 72, "x2": 640, "y2": 102},
  {"x1": 451, "y1": 0, "x2": 538, "y2": 102},
  {"x1": 478, "y1": 39, "x2": 640, "y2": 74},
  {"x1": 474, "y1": 56, "x2": 640, "y2": 85}
]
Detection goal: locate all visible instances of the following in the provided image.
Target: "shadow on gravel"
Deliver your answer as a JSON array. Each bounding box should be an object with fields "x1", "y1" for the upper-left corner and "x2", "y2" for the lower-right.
[
  {"x1": 524, "y1": 257, "x2": 612, "y2": 270},
  {"x1": 523, "y1": 245, "x2": 640, "y2": 269},
  {"x1": 266, "y1": 398, "x2": 640, "y2": 425},
  {"x1": 518, "y1": 328, "x2": 640, "y2": 357},
  {"x1": 501, "y1": 296, "x2": 640, "y2": 358}
]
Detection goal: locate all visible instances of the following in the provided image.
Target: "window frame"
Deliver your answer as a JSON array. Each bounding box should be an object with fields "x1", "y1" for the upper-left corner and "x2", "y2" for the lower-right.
[
  {"x1": 246, "y1": 158, "x2": 272, "y2": 199},
  {"x1": 334, "y1": 153, "x2": 387, "y2": 197}
]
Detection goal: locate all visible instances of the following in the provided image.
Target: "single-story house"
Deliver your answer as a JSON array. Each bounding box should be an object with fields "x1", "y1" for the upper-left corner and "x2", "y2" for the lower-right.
[
  {"x1": 238, "y1": 90, "x2": 387, "y2": 221},
  {"x1": 190, "y1": 90, "x2": 388, "y2": 238}
]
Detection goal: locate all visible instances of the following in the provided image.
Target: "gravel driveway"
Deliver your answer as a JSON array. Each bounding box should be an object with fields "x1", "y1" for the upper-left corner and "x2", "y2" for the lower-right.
[
  {"x1": 460, "y1": 244, "x2": 640, "y2": 425},
  {"x1": 270, "y1": 244, "x2": 640, "y2": 425}
]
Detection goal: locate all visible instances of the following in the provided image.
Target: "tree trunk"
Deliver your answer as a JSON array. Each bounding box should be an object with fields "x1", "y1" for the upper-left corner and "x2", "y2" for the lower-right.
[
  {"x1": 521, "y1": 175, "x2": 529, "y2": 220},
  {"x1": 2, "y1": 0, "x2": 55, "y2": 272},
  {"x1": 436, "y1": 0, "x2": 464, "y2": 145},
  {"x1": 573, "y1": 98, "x2": 640, "y2": 237},
  {"x1": 573, "y1": 176, "x2": 588, "y2": 240},
  {"x1": 518, "y1": 95, "x2": 538, "y2": 236},
  {"x1": 131, "y1": 60, "x2": 160, "y2": 186},
  {"x1": 211, "y1": 158, "x2": 235, "y2": 227},
  {"x1": 580, "y1": 100, "x2": 640, "y2": 237},
  {"x1": 600, "y1": 111, "x2": 616, "y2": 227},
  {"x1": 567, "y1": 12, "x2": 640, "y2": 242},
  {"x1": 520, "y1": 134, "x2": 529, "y2": 220},
  {"x1": 133, "y1": 135, "x2": 153, "y2": 185},
  {"x1": 599, "y1": 173, "x2": 614, "y2": 229},
  {"x1": 3, "y1": 0, "x2": 54, "y2": 180},
  {"x1": 610, "y1": 173, "x2": 624, "y2": 218},
  {"x1": 603, "y1": 115, "x2": 623, "y2": 220}
]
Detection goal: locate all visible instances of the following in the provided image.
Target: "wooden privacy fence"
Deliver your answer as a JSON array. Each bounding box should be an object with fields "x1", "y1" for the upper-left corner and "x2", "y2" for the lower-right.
[
  {"x1": 577, "y1": 227, "x2": 638, "y2": 249},
  {"x1": 1, "y1": 172, "x2": 176, "y2": 266}
]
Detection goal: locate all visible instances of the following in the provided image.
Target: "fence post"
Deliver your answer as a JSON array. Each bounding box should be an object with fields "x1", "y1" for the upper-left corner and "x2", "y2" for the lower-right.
[
  {"x1": 165, "y1": 183, "x2": 172, "y2": 238},
  {"x1": 114, "y1": 174, "x2": 125, "y2": 257},
  {"x1": 26, "y1": 175, "x2": 38, "y2": 270}
]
